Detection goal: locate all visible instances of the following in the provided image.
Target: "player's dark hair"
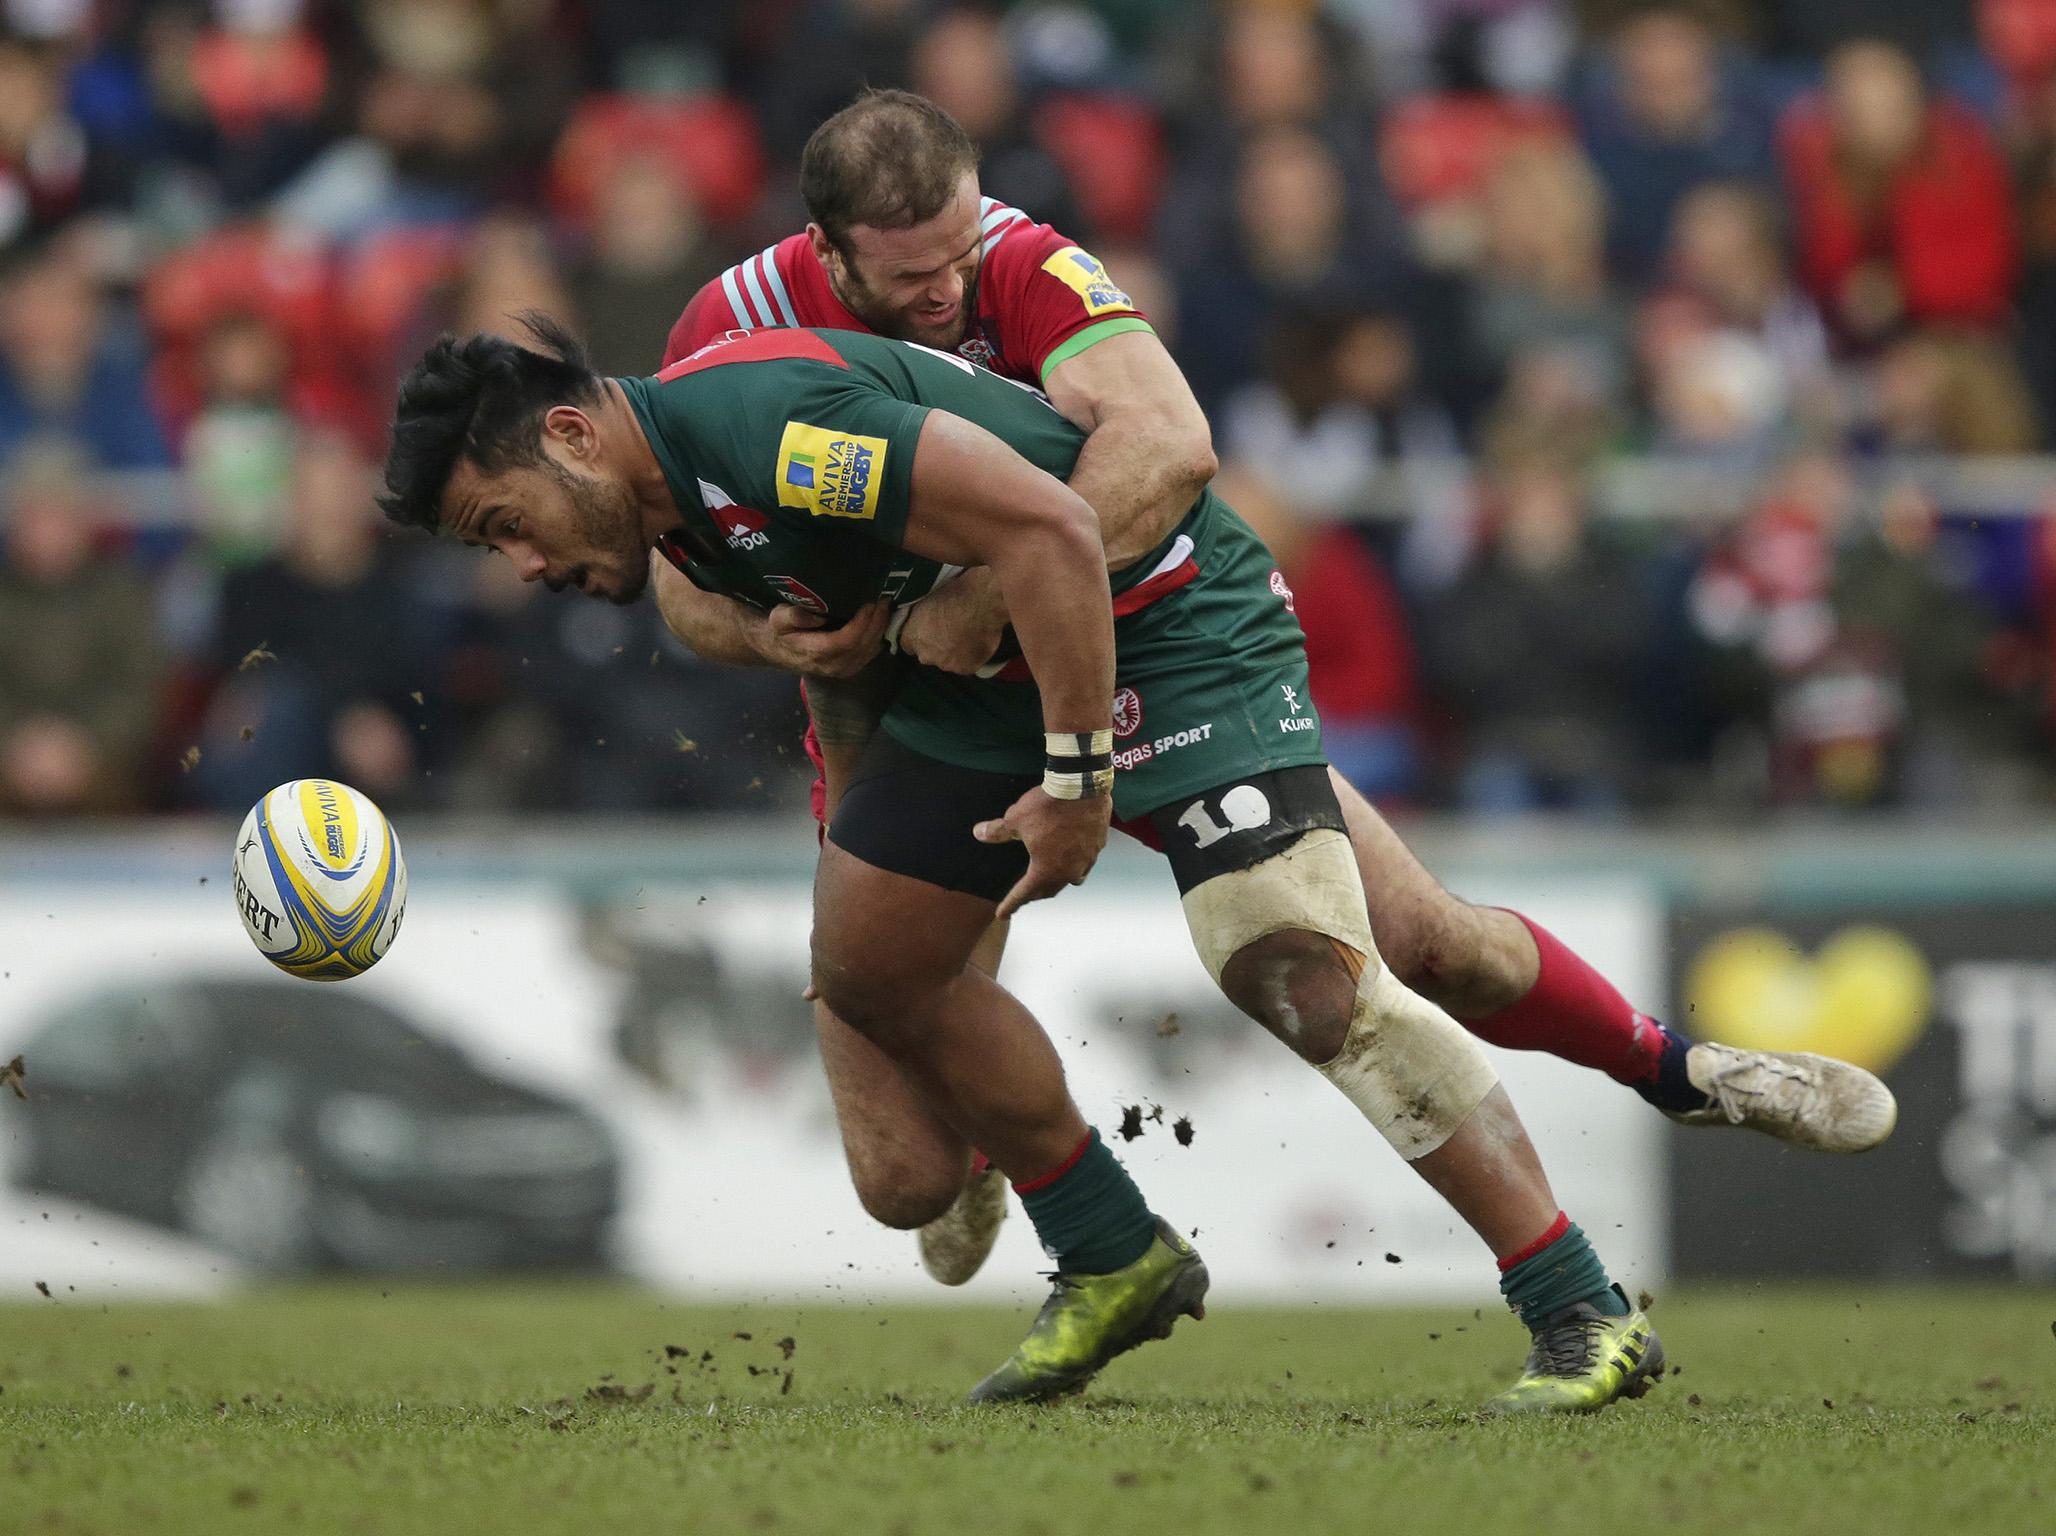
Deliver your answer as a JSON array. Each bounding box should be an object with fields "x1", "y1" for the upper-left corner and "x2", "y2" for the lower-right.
[
  {"x1": 799, "y1": 88, "x2": 981, "y2": 255},
  {"x1": 378, "y1": 312, "x2": 602, "y2": 533}
]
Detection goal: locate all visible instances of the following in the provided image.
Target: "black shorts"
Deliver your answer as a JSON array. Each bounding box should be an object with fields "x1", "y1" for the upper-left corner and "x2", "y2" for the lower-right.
[{"x1": 827, "y1": 731, "x2": 1344, "y2": 903}]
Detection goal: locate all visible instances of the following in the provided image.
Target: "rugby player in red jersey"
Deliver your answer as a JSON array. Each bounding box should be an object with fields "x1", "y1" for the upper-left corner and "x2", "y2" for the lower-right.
[{"x1": 649, "y1": 90, "x2": 1896, "y2": 1285}]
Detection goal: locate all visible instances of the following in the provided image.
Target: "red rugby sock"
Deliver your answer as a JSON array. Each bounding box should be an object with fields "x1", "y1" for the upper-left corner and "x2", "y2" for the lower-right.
[{"x1": 1465, "y1": 912, "x2": 1668, "y2": 1085}]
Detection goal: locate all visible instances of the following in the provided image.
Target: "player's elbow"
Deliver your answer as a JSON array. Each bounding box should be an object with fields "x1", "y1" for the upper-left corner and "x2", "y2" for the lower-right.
[
  {"x1": 983, "y1": 492, "x2": 1104, "y2": 596},
  {"x1": 1174, "y1": 425, "x2": 1219, "y2": 497},
  {"x1": 650, "y1": 559, "x2": 699, "y2": 639},
  {"x1": 1126, "y1": 401, "x2": 1215, "y2": 497},
  {"x1": 651, "y1": 559, "x2": 743, "y2": 660},
  {"x1": 1031, "y1": 491, "x2": 1106, "y2": 569}
]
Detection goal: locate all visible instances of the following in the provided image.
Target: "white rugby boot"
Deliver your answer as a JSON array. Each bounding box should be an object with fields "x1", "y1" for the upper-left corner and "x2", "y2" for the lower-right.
[
  {"x1": 918, "y1": 1163, "x2": 1009, "y2": 1285},
  {"x1": 1663, "y1": 1041, "x2": 1897, "y2": 1152}
]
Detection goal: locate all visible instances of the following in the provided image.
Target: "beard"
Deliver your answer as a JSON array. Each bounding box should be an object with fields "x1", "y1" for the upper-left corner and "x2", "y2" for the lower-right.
[
  {"x1": 546, "y1": 457, "x2": 650, "y2": 605},
  {"x1": 836, "y1": 261, "x2": 982, "y2": 351}
]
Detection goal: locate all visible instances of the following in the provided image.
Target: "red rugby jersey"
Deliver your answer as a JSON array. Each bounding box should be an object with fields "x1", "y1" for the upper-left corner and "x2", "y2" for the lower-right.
[{"x1": 662, "y1": 198, "x2": 1150, "y2": 383}]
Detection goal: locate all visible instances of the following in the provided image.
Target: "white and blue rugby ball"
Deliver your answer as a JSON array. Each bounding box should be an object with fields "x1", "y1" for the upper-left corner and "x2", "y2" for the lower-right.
[{"x1": 232, "y1": 779, "x2": 408, "y2": 981}]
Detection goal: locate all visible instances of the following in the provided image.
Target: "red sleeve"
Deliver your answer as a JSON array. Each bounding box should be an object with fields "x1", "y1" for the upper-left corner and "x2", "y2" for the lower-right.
[
  {"x1": 663, "y1": 280, "x2": 740, "y2": 370},
  {"x1": 1889, "y1": 106, "x2": 2018, "y2": 327},
  {"x1": 1781, "y1": 99, "x2": 2020, "y2": 328},
  {"x1": 981, "y1": 222, "x2": 1149, "y2": 381}
]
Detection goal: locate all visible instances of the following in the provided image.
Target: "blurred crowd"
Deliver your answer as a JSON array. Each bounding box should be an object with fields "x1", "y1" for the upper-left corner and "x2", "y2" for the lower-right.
[{"x1": 7, "y1": 0, "x2": 2056, "y2": 821}]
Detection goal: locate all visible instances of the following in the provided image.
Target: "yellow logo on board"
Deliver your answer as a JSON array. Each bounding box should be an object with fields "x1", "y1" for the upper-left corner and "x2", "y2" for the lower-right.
[
  {"x1": 1684, "y1": 926, "x2": 1931, "y2": 1076},
  {"x1": 776, "y1": 421, "x2": 887, "y2": 520},
  {"x1": 1041, "y1": 247, "x2": 1132, "y2": 316}
]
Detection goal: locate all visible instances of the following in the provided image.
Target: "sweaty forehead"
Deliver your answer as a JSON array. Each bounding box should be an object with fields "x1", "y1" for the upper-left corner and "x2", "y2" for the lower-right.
[{"x1": 846, "y1": 174, "x2": 983, "y2": 272}]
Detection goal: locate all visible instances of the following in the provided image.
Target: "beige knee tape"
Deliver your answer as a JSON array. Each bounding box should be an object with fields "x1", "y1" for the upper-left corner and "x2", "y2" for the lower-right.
[
  {"x1": 1182, "y1": 829, "x2": 1373, "y2": 980},
  {"x1": 1328, "y1": 964, "x2": 1500, "y2": 1159},
  {"x1": 1180, "y1": 829, "x2": 1499, "y2": 1160}
]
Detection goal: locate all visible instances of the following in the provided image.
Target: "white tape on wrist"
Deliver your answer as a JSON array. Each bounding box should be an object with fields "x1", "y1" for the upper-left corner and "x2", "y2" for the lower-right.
[
  {"x1": 1043, "y1": 728, "x2": 1115, "y2": 799},
  {"x1": 1042, "y1": 767, "x2": 1115, "y2": 800},
  {"x1": 1044, "y1": 730, "x2": 1115, "y2": 759}
]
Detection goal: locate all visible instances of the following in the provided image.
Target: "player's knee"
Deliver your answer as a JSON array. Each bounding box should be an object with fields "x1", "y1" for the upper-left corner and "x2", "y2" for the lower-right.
[
  {"x1": 814, "y1": 985, "x2": 911, "y2": 1052},
  {"x1": 1219, "y1": 929, "x2": 1359, "y2": 1065},
  {"x1": 1383, "y1": 898, "x2": 1497, "y2": 1013},
  {"x1": 813, "y1": 967, "x2": 920, "y2": 1053},
  {"x1": 851, "y1": 1159, "x2": 962, "y2": 1230}
]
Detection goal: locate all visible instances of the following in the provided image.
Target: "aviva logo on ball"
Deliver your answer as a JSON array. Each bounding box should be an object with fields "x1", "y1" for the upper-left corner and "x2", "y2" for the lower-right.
[{"x1": 232, "y1": 779, "x2": 408, "y2": 981}]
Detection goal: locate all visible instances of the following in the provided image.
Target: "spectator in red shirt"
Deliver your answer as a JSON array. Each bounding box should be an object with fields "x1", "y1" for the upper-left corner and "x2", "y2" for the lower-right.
[{"x1": 1778, "y1": 38, "x2": 2019, "y2": 350}]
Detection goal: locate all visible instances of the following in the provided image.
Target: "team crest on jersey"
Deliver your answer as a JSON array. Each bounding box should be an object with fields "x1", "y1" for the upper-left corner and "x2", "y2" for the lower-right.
[
  {"x1": 698, "y1": 479, "x2": 769, "y2": 551},
  {"x1": 1269, "y1": 568, "x2": 1296, "y2": 613},
  {"x1": 764, "y1": 575, "x2": 829, "y2": 613},
  {"x1": 1041, "y1": 247, "x2": 1132, "y2": 316},
  {"x1": 1113, "y1": 686, "x2": 1143, "y2": 739},
  {"x1": 958, "y1": 335, "x2": 998, "y2": 371},
  {"x1": 777, "y1": 421, "x2": 887, "y2": 520}
]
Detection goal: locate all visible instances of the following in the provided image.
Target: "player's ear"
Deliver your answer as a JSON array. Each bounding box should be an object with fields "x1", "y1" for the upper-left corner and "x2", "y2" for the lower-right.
[
  {"x1": 806, "y1": 223, "x2": 840, "y2": 278},
  {"x1": 542, "y1": 404, "x2": 598, "y2": 462}
]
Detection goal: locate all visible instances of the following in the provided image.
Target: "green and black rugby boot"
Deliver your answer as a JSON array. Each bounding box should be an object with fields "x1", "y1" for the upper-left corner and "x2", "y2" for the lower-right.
[
  {"x1": 1483, "y1": 1285, "x2": 1665, "y2": 1415},
  {"x1": 968, "y1": 1219, "x2": 1209, "y2": 1403}
]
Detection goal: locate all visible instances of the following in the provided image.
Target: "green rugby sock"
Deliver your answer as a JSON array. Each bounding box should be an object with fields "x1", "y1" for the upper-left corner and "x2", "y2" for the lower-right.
[
  {"x1": 1013, "y1": 1129, "x2": 1157, "y2": 1275},
  {"x1": 1498, "y1": 1212, "x2": 1629, "y2": 1330}
]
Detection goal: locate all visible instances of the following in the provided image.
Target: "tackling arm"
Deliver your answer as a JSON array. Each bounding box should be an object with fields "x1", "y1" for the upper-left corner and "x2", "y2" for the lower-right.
[
  {"x1": 897, "y1": 329, "x2": 1214, "y2": 673},
  {"x1": 1042, "y1": 327, "x2": 1217, "y2": 568}
]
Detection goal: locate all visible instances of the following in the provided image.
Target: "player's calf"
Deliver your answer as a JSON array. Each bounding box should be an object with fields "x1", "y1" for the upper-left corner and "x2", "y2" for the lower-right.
[{"x1": 816, "y1": 1000, "x2": 975, "y2": 1231}]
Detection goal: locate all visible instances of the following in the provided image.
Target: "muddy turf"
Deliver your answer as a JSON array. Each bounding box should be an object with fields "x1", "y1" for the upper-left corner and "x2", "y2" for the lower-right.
[{"x1": 2, "y1": 1284, "x2": 2050, "y2": 1535}]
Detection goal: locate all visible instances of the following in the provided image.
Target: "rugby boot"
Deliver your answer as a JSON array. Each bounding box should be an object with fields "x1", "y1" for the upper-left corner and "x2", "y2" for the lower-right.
[
  {"x1": 967, "y1": 1218, "x2": 1208, "y2": 1403},
  {"x1": 1665, "y1": 1042, "x2": 1897, "y2": 1152},
  {"x1": 1483, "y1": 1285, "x2": 1665, "y2": 1415},
  {"x1": 919, "y1": 1163, "x2": 1009, "y2": 1286}
]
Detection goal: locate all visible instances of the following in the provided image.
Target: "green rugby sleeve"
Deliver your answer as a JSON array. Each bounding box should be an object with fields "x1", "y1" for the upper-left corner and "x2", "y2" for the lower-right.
[
  {"x1": 643, "y1": 355, "x2": 930, "y2": 550},
  {"x1": 748, "y1": 373, "x2": 932, "y2": 549}
]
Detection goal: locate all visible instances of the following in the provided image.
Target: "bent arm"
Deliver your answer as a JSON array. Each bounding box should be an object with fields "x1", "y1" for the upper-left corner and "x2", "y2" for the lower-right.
[
  {"x1": 649, "y1": 554, "x2": 888, "y2": 677},
  {"x1": 1043, "y1": 328, "x2": 1216, "y2": 569},
  {"x1": 900, "y1": 411, "x2": 1114, "y2": 734},
  {"x1": 650, "y1": 555, "x2": 771, "y2": 666},
  {"x1": 897, "y1": 329, "x2": 1215, "y2": 671}
]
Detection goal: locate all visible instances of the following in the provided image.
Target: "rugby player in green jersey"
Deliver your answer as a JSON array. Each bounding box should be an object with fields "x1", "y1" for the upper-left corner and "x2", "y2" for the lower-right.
[
  {"x1": 380, "y1": 316, "x2": 1663, "y2": 1412},
  {"x1": 657, "y1": 92, "x2": 1894, "y2": 1305}
]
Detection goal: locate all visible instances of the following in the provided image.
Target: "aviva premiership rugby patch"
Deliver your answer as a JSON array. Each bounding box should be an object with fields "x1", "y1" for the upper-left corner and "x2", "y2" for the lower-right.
[
  {"x1": 777, "y1": 421, "x2": 887, "y2": 520},
  {"x1": 1041, "y1": 247, "x2": 1132, "y2": 316}
]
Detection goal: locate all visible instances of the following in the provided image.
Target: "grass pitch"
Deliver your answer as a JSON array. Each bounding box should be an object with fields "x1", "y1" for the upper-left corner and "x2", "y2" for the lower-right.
[{"x1": 2, "y1": 1283, "x2": 2050, "y2": 1536}]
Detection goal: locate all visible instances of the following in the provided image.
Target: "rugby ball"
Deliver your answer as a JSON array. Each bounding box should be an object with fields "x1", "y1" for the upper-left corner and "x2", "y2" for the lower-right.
[{"x1": 231, "y1": 779, "x2": 408, "y2": 981}]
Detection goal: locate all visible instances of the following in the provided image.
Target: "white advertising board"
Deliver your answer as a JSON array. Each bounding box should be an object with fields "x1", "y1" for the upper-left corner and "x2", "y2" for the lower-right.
[{"x1": 0, "y1": 858, "x2": 1665, "y2": 1308}]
